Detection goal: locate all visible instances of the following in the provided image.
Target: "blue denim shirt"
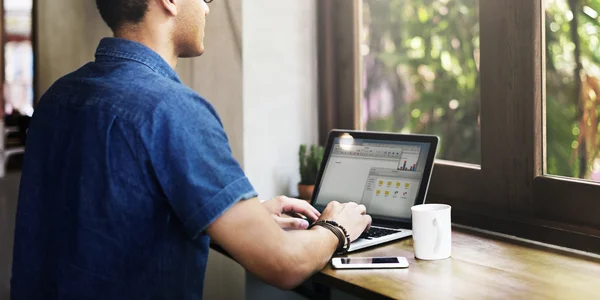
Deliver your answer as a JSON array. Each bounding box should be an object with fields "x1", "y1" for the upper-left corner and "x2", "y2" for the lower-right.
[{"x1": 11, "y1": 38, "x2": 257, "y2": 300}]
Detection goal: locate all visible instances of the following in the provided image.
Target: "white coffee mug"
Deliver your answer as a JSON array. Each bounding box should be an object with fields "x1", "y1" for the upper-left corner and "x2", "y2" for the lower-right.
[{"x1": 411, "y1": 204, "x2": 452, "y2": 260}]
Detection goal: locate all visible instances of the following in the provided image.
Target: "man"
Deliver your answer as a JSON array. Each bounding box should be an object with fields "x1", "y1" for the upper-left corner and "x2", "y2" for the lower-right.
[{"x1": 11, "y1": 0, "x2": 372, "y2": 299}]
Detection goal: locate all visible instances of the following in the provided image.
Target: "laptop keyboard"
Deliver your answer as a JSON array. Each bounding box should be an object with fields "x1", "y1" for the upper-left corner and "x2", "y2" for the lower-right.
[{"x1": 359, "y1": 227, "x2": 402, "y2": 239}]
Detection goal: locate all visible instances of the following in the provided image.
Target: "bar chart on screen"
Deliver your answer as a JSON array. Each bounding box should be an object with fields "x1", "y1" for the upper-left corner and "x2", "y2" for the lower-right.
[{"x1": 398, "y1": 147, "x2": 420, "y2": 172}]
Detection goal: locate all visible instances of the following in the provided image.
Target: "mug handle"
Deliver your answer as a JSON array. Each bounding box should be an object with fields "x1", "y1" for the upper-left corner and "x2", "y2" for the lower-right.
[{"x1": 433, "y1": 217, "x2": 442, "y2": 254}]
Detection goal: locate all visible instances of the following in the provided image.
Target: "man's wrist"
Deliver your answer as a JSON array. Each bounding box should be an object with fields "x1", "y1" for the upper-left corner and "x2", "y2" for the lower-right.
[
  {"x1": 308, "y1": 220, "x2": 350, "y2": 255},
  {"x1": 310, "y1": 224, "x2": 339, "y2": 253}
]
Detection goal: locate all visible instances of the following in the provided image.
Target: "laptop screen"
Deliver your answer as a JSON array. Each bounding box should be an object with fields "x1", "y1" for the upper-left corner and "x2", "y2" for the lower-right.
[{"x1": 312, "y1": 136, "x2": 433, "y2": 222}]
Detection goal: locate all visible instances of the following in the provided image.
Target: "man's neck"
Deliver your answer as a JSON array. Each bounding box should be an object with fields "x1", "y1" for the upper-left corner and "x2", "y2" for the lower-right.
[{"x1": 114, "y1": 25, "x2": 178, "y2": 69}]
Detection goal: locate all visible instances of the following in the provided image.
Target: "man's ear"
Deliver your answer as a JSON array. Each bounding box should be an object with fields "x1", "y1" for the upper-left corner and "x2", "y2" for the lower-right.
[{"x1": 157, "y1": 0, "x2": 178, "y2": 16}]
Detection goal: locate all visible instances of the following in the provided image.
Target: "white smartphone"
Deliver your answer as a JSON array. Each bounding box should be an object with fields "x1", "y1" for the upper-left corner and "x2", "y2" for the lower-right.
[{"x1": 331, "y1": 256, "x2": 409, "y2": 269}]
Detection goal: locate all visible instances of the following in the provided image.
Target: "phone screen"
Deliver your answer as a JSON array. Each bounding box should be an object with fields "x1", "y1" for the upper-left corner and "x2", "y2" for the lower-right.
[{"x1": 340, "y1": 257, "x2": 400, "y2": 264}]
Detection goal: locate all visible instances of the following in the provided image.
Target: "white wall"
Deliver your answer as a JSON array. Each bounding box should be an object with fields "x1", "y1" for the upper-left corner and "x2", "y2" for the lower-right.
[
  {"x1": 243, "y1": 0, "x2": 319, "y2": 200},
  {"x1": 37, "y1": 0, "x2": 111, "y2": 96},
  {"x1": 243, "y1": 2, "x2": 318, "y2": 297}
]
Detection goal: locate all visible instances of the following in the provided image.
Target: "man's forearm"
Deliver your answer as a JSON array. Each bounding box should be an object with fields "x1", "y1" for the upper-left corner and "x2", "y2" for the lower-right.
[
  {"x1": 207, "y1": 198, "x2": 339, "y2": 290},
  {"x1": 276, "y1": 225, "x2": 339, "y2": 288}
]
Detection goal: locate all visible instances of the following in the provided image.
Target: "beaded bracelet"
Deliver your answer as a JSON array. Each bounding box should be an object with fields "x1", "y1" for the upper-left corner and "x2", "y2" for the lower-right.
[
  {"x1": 322, "y1": 220, "x2": 351, "y2": 253},
  {"x1": 308, "y1": 220, "x2": 351, "y2": 255}
]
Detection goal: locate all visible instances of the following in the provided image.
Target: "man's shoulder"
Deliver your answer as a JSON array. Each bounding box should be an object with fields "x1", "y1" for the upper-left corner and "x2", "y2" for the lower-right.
[
  {"x1": 53, "y1": 61, "x2": 196, "y2": 101},
  {"x1": 41, "y1": 61, "x2": 217, "y2": 126}
]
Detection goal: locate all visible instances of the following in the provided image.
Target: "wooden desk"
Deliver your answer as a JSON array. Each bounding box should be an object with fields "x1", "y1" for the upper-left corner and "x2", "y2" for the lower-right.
[{"x1": 213, "y1": 227, "x2": 600, "y2": 299}]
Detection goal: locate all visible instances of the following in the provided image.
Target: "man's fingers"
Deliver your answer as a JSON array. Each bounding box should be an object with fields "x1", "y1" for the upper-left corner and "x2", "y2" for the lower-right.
[
  {"x1": 356, "y1": 204, "x2": 367, "y2": 215},
  {"x1": 364, "y1": 215, "x2": 373, "y2": 232},
  {"x1": 325, "y1": 201, "x2": 340, "y2": 211},
  {"x1": 274, "y1": 216, "x2": 309, "y2": 230},
  {"x1": 279, "y1": 195, "x2": 320, "y2": 216},
  {"x1": 309, "y1": 203, "x2": 320, "y2": 217},
  {"x1": 281, "y1": 197, "x2": 320, "y2": 221}
]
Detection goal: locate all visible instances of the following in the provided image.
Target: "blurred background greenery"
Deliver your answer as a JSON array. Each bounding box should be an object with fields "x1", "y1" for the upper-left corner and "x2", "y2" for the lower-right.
[{"x1": 360, "y1": 0, "x2": 600, "y2": 181}]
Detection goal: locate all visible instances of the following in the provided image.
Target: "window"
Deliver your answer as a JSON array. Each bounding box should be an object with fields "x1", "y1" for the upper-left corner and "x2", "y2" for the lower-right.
[
  {"x1": 545, "y1": 0, "x2": 600, "y2": 182},
  {"x1": 360, "y1": 0, "x2": 480, "y2": 164},
  {"x1": 1, "y1": 0, "x2": 35, "y2": 172},
  {"x1": 3, "y1": 0, "x2": 35, "y2": 118},
  {"x1": 319, "y1": 0, "x2": 600, "y2": 253}
]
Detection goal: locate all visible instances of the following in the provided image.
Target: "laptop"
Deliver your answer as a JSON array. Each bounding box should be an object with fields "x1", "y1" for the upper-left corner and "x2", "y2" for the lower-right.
[{"x1": 310, "y1": 130, "x2": 439, "y2": 252}]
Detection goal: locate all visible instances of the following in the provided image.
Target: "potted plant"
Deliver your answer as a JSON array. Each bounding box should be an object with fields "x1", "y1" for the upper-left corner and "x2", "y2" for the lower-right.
[{"x1": 298, "y1": 144, "x2": 324, "y2": 200}]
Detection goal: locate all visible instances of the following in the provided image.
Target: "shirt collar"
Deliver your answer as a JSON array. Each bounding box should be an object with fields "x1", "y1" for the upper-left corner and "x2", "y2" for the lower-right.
[{"x1": 95, "y1": 37, "x2": 181, "y2": 83}]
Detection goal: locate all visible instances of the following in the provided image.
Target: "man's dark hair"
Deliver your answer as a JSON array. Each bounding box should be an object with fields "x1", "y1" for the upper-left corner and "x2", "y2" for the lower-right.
[{"x1": 95, "y1": 0, "x2": 150, "y2": 31}]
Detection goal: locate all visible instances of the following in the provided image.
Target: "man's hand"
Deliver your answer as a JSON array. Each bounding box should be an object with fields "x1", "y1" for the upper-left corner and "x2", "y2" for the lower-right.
[
  {"x1": 319, "y1": 201, "x2": 371, "y2": 242},
  {"x1": 262, "y1": 196, "x2": 320, "y2": 230}
]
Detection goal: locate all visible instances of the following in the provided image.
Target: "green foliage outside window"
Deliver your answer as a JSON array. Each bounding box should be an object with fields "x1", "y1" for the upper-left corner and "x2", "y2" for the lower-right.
[{"x1": 361, "y1": 0, "x2": 600, "y2": 181}]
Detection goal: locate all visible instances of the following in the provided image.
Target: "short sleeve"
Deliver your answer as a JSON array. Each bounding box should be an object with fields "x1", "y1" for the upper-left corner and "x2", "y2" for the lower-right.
[{"x1": 142, "y1": 97, "x2": 257, "y2": 239}]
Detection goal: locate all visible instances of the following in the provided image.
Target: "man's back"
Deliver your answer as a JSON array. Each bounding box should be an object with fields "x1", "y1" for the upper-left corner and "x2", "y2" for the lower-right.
[{"x1": 11, "y1": 38, "x2": 257, "y2": 300}]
